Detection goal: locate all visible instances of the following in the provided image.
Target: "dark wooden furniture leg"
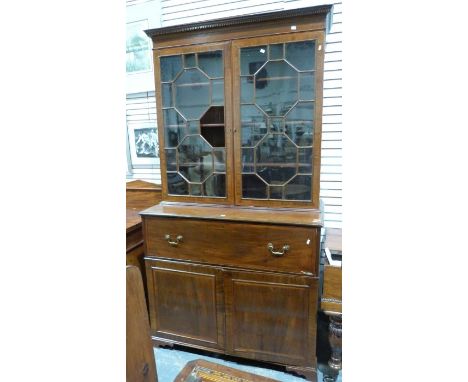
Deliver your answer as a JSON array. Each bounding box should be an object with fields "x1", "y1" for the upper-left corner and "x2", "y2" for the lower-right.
[{"x1": 323, "y1": 314, "x2": 342, "y2": 382}]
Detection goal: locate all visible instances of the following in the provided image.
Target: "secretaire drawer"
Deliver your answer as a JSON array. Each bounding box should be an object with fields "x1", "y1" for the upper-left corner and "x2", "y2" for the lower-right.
[{"x1": 143, "y1": 217, "x2": 320, "y2": 275}]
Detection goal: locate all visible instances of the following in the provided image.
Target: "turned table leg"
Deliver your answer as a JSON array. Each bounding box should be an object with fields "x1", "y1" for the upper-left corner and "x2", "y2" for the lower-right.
[{"x1": 323, "y1": 314, "x2": 342, "y2": 382}]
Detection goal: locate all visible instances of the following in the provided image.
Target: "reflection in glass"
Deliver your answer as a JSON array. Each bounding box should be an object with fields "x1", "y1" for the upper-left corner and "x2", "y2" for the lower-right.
[
  {"x1": 161, "y1": 49, "x2": 226, "y2": 198},
  {"x1": 162, "y1": 83, "x2": 173, "y2": 108},
  {"x1": 299, "y1": 72, "x2": 315, "y2": 101},
  {"x1": 241, "y1": 105, "x2": 267, "y2": 146},
  {"x1": 285, "y1": 102, "x2": 314, "y2": 146},
  {"x1": 255, "y1": 61, "x2": 298, "y2": 116},
  {"x1": 175, "y1": 68, "x2": 210, "y2": 120},
  {"x1": 213, "y1": 148, "x2": 226, "y2": 172},
  {"x1": 184, "y1": 53, "x2": 196, "y2": 68},
  {"x1": 165, "y1": 149, "x2": 177, "y2": 171},
  {"x1": 240, "y1": 46, "x2": 267, "y2": 75},
  {"x1": 256, "y1": 134, "x2": 297, "y2": 184},
  {"x1": 211, "y1": 79, "x2": 224, "y2": 105},
  {"x1": 284, "y1": 175, "x2": 312, "y2": 201},
  {"x1": 240, "y1": 76, "x2": 254, "y2": 104},
  {"x1": 298, "y1": 147, "x2": 312, "y2": 174},
  {"x1": 239, "y1": 40, "x2": 316, "y2": 201},
  {"x1": 198, "y1": 51, "x2": 223, "y2": 78},
  {"x1": 178, "y1": 135, "x2": 213, "y2": 183},
  {"x1": 160, "y1": 55, "x2": 183, "y2": 82},
  {"x1": 242, "y1": 174, "x2": 267, "y2": 199},
  {"x1": 286, "y1": 41, "x2": 315, "y2": 71},
  {"x1": 204, "y1": 174, "x2": 226, "y2": 197},
  {"x1": 164, "y1": 109, "x2": 186, "y2": 148},
  {"x1": 269, "y1": 44, "x2": 284, "y2": 60},
  {"x1": 167, "y1": 172, "x2": 188, "y2": 195}
]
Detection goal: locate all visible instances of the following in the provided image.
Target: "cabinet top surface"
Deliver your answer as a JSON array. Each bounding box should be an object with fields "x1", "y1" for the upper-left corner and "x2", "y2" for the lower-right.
[
  {"x1": 144, "y1": 4, "x2": 333, "y2": 39},
  {"x1": 140, "y1": 201, "x2": 323, "y2": 227}
]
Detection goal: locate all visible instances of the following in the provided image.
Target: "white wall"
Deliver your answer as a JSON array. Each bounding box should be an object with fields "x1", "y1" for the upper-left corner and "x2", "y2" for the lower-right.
[{"x1": 126, "y1": 0, "x2": 343, "y2": 228}]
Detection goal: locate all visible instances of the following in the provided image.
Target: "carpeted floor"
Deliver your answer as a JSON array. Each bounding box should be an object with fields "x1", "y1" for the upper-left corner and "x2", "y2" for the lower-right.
[{"x1": 154, "y1": 347, "x2": 342, "y2": 382}]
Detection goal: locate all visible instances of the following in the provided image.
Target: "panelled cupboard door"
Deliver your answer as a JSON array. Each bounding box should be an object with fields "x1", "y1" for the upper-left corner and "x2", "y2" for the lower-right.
[
  {"x1": 224, "y1": 269, "x2": 318, "y2": 366},
  {"x1": 232, "y1": 31, "x2": 325, "y2": 209},
  {"x1": 145, "y1": 258, "x2": 225, "y2": 350},
  {"x1": 154, "y1": 42, "x2": 234, "y2": 204}
]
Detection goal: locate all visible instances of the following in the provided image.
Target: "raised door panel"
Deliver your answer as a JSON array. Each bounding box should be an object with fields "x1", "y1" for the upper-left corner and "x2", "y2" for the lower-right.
[
  {"x1": 224, "y1": 270, "x2": 318, "y2": 366},
  {"x1": 145, "y1": 258, "x2": 224, "y2": 350}
]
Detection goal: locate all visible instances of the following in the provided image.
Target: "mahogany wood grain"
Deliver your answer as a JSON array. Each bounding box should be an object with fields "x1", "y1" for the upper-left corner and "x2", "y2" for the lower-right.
[
  {"x1": 144, "y1": 216, "x2": 320, "y2": 275},
  {"x1": 140, "y1": 201, "x2": 322, "y2": 227},
  {"x1": 321, "y1": 228, "x2": 342, "y2": 314},
  {"x1": 145, "y1": 258, "x2": 225, "y2": 350},
  {"x1": 126, "y1": 266, "x2": 157, "y2": 382},
  {"x1": 224, "y1": 269, "x2": 318, "y2": 367}
]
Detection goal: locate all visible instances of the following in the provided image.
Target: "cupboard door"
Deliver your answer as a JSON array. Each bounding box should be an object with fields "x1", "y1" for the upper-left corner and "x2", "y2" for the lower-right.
[
  {"x1": 155, "y1": 42, "x2": 234, "y2": 204},
  {"x1": 232, "y1": 31, "x2": 325, "y2": 209},
  {"x1": 145, "y1": 258, "x2": 224, "y2": 350},
  {"x1": 224, "y1": 269, "x2": 318, "y2": 366}
]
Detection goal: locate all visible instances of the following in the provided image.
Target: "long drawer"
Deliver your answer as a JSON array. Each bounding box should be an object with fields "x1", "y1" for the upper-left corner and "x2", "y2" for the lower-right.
[{"x1": 143, "y1": 216, "x2": 320, "y2": 275}]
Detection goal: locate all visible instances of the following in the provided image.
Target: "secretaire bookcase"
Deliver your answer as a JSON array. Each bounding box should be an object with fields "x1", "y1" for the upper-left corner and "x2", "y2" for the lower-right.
[{"x1": 141, "y1": 5, "x2": 332, "y2": 381}]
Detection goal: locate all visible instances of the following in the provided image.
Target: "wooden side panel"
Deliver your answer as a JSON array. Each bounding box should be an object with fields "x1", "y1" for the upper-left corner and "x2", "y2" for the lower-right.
[
  {"x1": 321, "y1": 265, "x2": 342, "y2": 314},
  {"x1": 126, "y1": 266, "x2": 157, "y2": 382},
  {"x1": 146, "y1": 259, "x2": 225, "y2": 350},
  {"x1": 224, "y1": 270, "x2": 318, "y2": 367}
]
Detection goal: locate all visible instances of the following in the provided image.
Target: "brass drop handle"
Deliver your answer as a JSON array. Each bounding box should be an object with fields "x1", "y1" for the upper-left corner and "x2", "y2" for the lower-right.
[
  {"x1": 267, "y1": 243, "x2": 290, "y2": 257},
  {"x1": 165, "y1": 234, "x2": 183, "y2": 246}
]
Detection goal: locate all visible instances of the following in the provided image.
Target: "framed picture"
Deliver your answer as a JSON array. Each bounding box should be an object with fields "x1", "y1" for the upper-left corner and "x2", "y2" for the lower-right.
[
  {"x1": 127, "y1": 121, "x2": 160, "y2": 168},
  {"x1": 126, "y1": 19, "x2": 152, "y2": 74}
]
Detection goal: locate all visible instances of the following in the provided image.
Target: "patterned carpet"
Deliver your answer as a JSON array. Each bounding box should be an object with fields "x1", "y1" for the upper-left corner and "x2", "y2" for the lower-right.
[{"x1": 154, "y1": 347, "x2": 342, "y2": 382}]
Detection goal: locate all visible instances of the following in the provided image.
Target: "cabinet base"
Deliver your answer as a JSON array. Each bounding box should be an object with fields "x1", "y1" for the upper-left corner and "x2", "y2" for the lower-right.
[{"x1": 152, "y1": 336, "x2": 317, "y2": 382}]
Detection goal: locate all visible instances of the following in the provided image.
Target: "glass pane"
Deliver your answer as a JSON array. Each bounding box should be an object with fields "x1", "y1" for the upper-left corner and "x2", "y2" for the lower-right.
[
  {"x1": 286, "y1": 41, "x2": 315, "y2": 71},
  {"x1": 178, "y1": 135, "x2": 213, "y2": 183},
  {"x1": 242, "y1": 174, "x2": 267, "y2": 199},
  {"x1": 269, "y1": 44, "x2": 284, "y2": 60},
  {"x1": 187, "y1": 120, "x2": 200, "y2": 134},
  {"x1": 269, "y1": 185, "x2": 283, "y2": 200},
  {"x1": 213, "y1": 148, "x2": 225, "y2": 172},
  {"x1": 198, "y1": 51, "x2": 223, "y2": 78},
  {"x1": 165, "y1": 149, "x2": 177, "y2": 171},
  {"x1": 242, "y1": 148, "x2": 254, "y2": 172},
  {"x1": 184, "y1": 53, "x2": 196, "y2": 68},
  {"x1": 284, "y1": 175, "x2": 312, "y2": 201},
  {"x1": 211, "y1": 79, "x2": 224, "y2": 105},
  {"x1": 204, "y1": 174, "x2": 226, "y2": 197},
  {"x1": 255, "y1": 61, "x2": 298, "y2": 116},
  {"x1": 162, "y1": 83, "x2": 173, "y2": 108},
  {"x1": 241, "y1": 105, "x2": 267, "y2": 146},
  {"x1": 285, "y1": 102, "x2": 314, "y2": 146},
  {"x1": 175, "y1": 68, "x2": 210, "y2": 120},
  {"x1": 240, "y1": 46, "x2": 267, "y2": 75},
  {"x1": 255, "y1": 134, "x2": 297, "y2": 184},
  {"x1": 299, "y1": 72, "x2": 315, "y2": 100},
  {"x1": 163, "y1": 109, "x2": 186, "y2": 148},
  {"x1": 269, "y1": 117, "x2": 284, "y2": 133},
  {"x1": 160, "y1": 55, "x2": 182, "y2": 82},
  {"x1": 298, "y1": 147, "x2": 312, "y2": 174},
  {"x1": 190, "y1": 183, "x2": 202, "y2": 196},
  {"x1": 240, "y1": 76, "x2": 254, "y2": 104},
  {"x1": 167, "y1": 172, "x2": 188, "y2": 195},
  {"x1": 200, "y1": 106, "x2": 225, "y2": 147}
]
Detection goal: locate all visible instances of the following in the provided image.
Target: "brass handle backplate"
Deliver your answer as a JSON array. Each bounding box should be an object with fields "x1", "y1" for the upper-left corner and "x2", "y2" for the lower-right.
[
  {"x1": 267, "y1": 243, "x2": 290, "y2": 257},
  {"x1": 165, "y1": 234, "x2": 183, "y2": 246}
]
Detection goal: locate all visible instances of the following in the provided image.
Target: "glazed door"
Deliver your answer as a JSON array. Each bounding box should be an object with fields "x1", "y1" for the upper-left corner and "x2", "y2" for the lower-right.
[
  {"x1": 145, "y1": 258, "x2": 225, "y2": 350},
  {"x1": 155, "y1": 42, "x2": 234, "y2": 203},
  {"x1": 223, "y1": 269, "x2": 318, "y2": 366},
  {"x1": 232, "y1": 31, "x2": 325, "y2": 208}
]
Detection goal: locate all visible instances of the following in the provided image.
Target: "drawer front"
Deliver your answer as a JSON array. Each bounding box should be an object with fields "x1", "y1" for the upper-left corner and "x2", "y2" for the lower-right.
[{"x1": 144, "y1": 217, "x2": 319, "y2": 274}]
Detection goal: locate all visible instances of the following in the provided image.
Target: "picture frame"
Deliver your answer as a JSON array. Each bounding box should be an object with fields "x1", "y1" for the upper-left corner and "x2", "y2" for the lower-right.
[
  {"x1": 126, "y1": 19, "x2": 152, "y2": 75},
  {"x1": 127, "y1": 121, "x2": 160, "y2": 168}
]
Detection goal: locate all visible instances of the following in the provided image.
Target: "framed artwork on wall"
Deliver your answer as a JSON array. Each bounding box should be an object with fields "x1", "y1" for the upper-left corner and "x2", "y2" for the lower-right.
[
  {"x1": 126, "y1": 19, "x2": 152, "y2": 74},
  {"x1": 127, "y1": 121, "x2": 160, "y2": 168}
]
